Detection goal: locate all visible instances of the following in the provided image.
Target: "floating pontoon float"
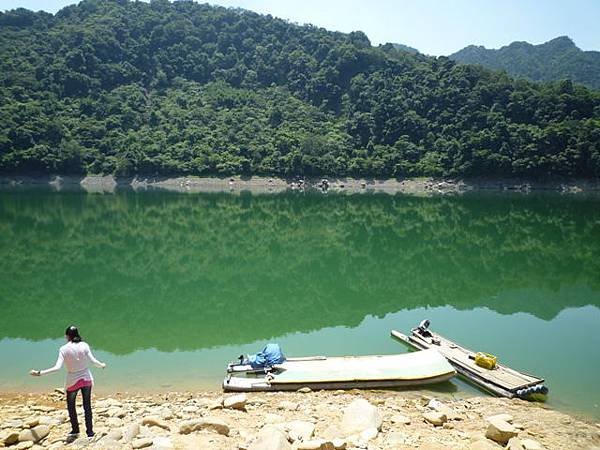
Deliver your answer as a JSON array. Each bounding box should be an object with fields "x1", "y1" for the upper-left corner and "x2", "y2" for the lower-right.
[
  {"x1": 391, "y1": 320, "x2": 548, "y2": 400},
  {"x1": 223, "y1": 348, "x2": 456, "y2": 392}
]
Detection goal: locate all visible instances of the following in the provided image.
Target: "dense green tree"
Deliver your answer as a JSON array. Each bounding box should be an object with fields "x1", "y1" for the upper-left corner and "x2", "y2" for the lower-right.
[{"x1": 0, "y1": 1, "x2": 599, "y2": 178}]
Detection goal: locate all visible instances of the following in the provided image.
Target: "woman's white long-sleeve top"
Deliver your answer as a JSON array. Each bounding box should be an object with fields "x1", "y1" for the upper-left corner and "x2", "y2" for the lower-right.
[{"x1": 40, "y1": 341, "x2": 103, "y2": 388}]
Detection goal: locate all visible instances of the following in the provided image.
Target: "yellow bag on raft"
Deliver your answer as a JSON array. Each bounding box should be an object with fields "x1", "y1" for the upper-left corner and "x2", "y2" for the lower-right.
[{"x1": 474, "y1": 352, "x2": 497, "y2": 369}]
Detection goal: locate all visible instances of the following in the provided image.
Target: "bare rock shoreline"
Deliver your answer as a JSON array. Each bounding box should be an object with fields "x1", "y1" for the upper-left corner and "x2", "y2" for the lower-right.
[
  {"x1": 1, "y1": 390, "x2": 599, "y2": 449},
  {"x1": 1, "y1": 175, "x2": 600, "y2": 195}
]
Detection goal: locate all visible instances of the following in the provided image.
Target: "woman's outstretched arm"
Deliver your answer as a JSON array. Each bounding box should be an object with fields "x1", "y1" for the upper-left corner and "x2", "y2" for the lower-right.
[{"x1": 33, "y1": 351, "x2": 64, "y2": 376}]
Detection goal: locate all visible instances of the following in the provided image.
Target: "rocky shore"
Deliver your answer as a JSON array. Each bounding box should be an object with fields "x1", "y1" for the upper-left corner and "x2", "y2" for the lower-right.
[
  {"x1": 1, "y1": 390, "x2": 598, "y2": 450},
  {"x1": 1, "y1": 175, "x2": 599, "y2": 195}
]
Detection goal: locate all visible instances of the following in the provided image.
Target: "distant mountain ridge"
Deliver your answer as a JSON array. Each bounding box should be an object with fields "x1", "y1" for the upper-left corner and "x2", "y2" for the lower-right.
[
  {"x1": 449, "y1": 36, "x2": 600, "y2": 90},
  {"x1": 390, "y1": 43, "x2": 419, "y2": 54}
]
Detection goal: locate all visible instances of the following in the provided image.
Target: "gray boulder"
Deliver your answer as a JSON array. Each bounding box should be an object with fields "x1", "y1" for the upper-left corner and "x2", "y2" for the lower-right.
[
  {"x1": 151, "y1": 436, "x2": 174, "y2": 449},
  {"x1": 485, "y1": 417, "x2": 518, "y2": 444},
  {"x1": 285, "y1": 420, "x2": 315, "y2": 442},
  {"x1": 106, "y1": 428, "x2": 123, "y2": 441},
  {"x1": 178, "y1": 417, "x2": 230, "y2": 436},
  {"x1": 141, "y1": 416, "x2": 170, "y2": 431},
  {"x1": 423, "y1": 411, "x2": 447, "y2": 426},
  {"x1": 223, "y1": 393, "x2": 247, "y2": 410},
  {"x1": 18, "y1": 425, "x2": 50, "y2": 443},
  {"x1": 122, "y1": 423, "x2": 141, "y2": 442},
  {"x1": 1, "y1": 430, "x2": 20, "y2": 446},
  {"x1": 132, "y1": 437, "x2": 153, "y2": 449},
  {"x1": 340, "y1": 399, "x2": 382, "y2": 436},
  {"x1": 390, "y1": 414, "x2": 411, "y2": 425},
  {"x1": 248, "y1": 426, "x2": 292, "y2": 450}
]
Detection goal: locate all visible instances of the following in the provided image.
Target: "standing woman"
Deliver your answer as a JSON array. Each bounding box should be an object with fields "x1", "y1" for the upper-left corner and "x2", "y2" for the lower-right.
[{"x1": 30, "y1": 326, "x2": 106, "y2": 439}]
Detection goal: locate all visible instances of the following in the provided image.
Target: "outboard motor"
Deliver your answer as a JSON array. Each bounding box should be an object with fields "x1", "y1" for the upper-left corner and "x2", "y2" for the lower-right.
[
  {"x1": 418, "y1": 319, "x2": 430, "y2": 330},
  {"x1": 416, "y1": 319, "x2": 432, "y2": 337}
]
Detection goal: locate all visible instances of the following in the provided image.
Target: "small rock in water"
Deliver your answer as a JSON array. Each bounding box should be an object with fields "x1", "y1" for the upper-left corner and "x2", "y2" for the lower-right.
[{"x1": 297, "y1": 387, "x2": 312, "y2": 393}]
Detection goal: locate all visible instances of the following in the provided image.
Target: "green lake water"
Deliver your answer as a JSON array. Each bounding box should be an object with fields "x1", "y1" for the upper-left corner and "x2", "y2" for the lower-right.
[{"x1": 0, "y1": 187, "x2": 599, "y2": 419}]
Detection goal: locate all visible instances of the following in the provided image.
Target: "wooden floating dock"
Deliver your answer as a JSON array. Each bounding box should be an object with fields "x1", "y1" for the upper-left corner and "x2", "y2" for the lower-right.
[
  {"x1": 391, "y1": 322, "x2": 548, "y2": 400},
  {"x1": 223, "y1": 349, "x2": 456, "y2": 392}
]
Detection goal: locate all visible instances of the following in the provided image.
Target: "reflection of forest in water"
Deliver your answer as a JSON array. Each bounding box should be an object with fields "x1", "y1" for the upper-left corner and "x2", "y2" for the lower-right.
[{"x1": 0, "y1": 190, "x2": 599, "y2": 354}]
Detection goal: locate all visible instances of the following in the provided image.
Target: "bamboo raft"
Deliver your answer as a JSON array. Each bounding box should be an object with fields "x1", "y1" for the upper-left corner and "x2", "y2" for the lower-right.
[
  {"x1": 223, "y1": 348, "x2": 456, "y2": 392},
  {"x1": 391, "y1": 321, "x2": 548, "y2": 400}
]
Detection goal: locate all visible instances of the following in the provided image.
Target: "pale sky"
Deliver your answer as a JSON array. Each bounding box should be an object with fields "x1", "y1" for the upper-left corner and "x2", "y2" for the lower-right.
[{"x1": 1, "y1": 0, "x2": 598, "y2": 55}]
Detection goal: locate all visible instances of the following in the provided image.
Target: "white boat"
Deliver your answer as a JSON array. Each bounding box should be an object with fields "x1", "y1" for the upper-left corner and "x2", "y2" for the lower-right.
[{"x1": 223, "y1": 348, "x2": 456, "y2": 392}]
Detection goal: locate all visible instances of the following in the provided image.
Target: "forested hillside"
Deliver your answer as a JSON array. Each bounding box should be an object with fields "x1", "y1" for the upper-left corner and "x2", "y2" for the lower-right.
[
  {"x1": 1, "y1": 1, "x2": 599, "y2": 178},
  {"x1": 450, "y1": 36, "x2": 600, "y2": 90}
]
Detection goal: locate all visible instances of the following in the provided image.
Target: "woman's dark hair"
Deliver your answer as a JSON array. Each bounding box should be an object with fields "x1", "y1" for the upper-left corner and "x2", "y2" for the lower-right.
[{"x1": 65, "y1": 326, "x2": 82, "y2": 343}]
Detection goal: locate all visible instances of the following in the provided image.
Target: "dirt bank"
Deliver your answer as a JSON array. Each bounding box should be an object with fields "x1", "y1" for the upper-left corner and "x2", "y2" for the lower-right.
[
  {"x1": 1, "y1": 175, "x2": 600, "y2": 195},
  {"x1": 1, "y1": 389, "x2": 599, "y2": 449}
]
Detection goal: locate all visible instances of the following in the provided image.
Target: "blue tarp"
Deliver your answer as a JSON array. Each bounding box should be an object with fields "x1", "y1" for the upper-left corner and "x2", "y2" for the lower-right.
[{"x1": 248, "y1": 343, "x2": 286, "y2": 369}]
